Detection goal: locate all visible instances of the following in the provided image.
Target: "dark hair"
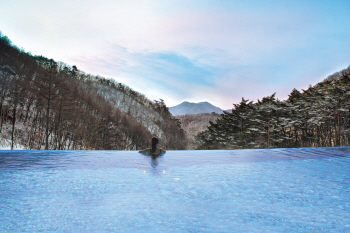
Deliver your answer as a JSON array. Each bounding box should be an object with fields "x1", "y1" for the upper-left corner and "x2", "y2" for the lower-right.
[{"x1": 151, "y1": 137, "x2": 158, "y2": 153}]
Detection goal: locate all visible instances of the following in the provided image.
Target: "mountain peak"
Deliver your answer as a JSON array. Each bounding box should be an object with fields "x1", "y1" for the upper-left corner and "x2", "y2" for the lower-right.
[{"x1": 169, "y1": 101, "x2": 223, "y2": 116}]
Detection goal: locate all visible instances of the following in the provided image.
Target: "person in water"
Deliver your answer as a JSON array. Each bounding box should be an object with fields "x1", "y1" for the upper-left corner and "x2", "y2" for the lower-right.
[{"x1": 139, "y1": 136, "x2": 166, "y2": 156}]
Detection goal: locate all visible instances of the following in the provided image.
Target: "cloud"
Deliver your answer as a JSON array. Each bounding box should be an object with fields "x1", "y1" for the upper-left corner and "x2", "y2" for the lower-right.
[
  {"x1": 1, "y1": 0, "x2": 350, "y2": 109},
  {"x1": 71, "y1": 46, "x2": 221, "y2": 105}
]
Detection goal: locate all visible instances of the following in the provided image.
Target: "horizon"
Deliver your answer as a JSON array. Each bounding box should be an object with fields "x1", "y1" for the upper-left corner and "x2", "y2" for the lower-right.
[{"x1": 1, "y1": 0, "x2": 349, "y2": 109}]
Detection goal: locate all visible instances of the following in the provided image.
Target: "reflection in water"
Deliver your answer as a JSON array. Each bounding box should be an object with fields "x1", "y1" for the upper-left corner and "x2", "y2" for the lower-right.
[
  {"x1": 138, "y1": 148, "x2": 166, "y2": 175},
  {"x1": 150, "y1": 154, "x2": 161, "y2": 167},
  {"x1": 143, "y1": 154, "x2": 165, "y2": 175}
]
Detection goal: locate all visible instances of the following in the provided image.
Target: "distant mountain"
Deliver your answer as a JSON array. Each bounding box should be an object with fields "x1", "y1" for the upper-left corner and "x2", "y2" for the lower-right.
[{"x1": 169, "y1": 101, "x2": 224, "y2": 116}]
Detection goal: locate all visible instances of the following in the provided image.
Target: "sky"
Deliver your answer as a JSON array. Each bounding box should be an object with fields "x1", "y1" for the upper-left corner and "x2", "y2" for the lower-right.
[{"x1": 1, "y1": 0, "x2": 350, "y2": 109}]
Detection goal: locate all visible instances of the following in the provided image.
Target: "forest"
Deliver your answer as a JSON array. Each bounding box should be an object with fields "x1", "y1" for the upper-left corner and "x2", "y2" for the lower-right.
[
  {"x1": 0, "y1": 33, "x2": 186, "y2": 150},
  {"x1": 1, "y1": 31, "x2": 349, "y2": 151},
  {"x1": 196, "y1": 66, "x2": 350, "y2": 149}
]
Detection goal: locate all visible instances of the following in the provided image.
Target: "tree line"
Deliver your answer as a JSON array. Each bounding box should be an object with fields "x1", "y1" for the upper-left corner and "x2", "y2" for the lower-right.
[
  {"x1": 0, "y1": 33, "x2": 186, "y2": 150},
  {"x1": 196, "y1": 66, "x2": 350, "y2": 149}
]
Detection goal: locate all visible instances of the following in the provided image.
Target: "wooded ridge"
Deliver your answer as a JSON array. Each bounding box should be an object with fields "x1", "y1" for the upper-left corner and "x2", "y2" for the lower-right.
[
  {"x1": 0, "y1": 33, "x2": 186, "y2": 150},
  {"x1": 196, "y1": 66, "x2": 350, "y2": 149}
]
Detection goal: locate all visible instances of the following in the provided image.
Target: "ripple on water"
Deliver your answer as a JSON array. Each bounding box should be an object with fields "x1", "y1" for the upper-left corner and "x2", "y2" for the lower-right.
[{"x1": 0, "y1": 147, "x2": 350, "y2": 232}]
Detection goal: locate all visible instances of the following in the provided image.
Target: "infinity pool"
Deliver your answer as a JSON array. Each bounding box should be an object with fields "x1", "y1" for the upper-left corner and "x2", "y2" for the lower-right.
[{"x1": 1, "y1": 147, "x2": 350, "y2": 232}]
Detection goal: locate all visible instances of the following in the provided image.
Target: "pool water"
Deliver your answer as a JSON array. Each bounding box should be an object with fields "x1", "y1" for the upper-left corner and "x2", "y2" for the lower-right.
[{"x1": 1, "y1": 147, "x2": 350, "y2": 232}]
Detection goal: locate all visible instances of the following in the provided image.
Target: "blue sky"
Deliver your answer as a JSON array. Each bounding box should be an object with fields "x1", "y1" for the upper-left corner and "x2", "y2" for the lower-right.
[{"x1": 1, "y1": 0, "x2": 349, "y2": 109}]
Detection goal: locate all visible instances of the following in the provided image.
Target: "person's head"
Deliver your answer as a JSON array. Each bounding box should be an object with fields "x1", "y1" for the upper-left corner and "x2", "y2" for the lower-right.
[{"x1": 151, "y1": 136, "x2": 158, "y2": 152}]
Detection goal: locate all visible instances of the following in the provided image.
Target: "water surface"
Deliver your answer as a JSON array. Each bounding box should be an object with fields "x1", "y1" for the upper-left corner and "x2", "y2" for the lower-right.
[{"x1": 1, "y1": 147, "x2": 350, "y2": 232}]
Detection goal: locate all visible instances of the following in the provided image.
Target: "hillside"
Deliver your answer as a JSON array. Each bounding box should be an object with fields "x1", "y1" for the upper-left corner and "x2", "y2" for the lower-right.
[
  {"x1": 169, "y1": 101, "x2": 223, "y2": 116},
  {"x1": 0, "y1": 33, "x2": 186, "y2": 150},
  {"x1": 175, "y1": 112, "x2": 221, "y2": 149},
  {"x1": 196, "y1": 66, "x2": 350, "y2": 149}
]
